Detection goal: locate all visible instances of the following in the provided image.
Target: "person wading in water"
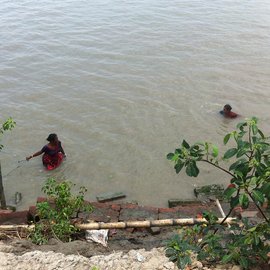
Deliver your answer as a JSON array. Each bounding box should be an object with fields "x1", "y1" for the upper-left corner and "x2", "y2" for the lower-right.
[
  {"x1": 220, "y1": 104, "x2": 238, "y2": 118},
  {"x1": 26, "y1": 133, "x2": 66, "y2": 170}
]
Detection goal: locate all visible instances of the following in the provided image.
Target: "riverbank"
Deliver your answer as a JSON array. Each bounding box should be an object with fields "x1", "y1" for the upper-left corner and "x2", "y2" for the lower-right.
[
  {"x1": 0, "y1": 242, "x2": 250, "y2": 270},
  {"x1": 0, "y1": 196, "x2": 268, "y2": 269}
]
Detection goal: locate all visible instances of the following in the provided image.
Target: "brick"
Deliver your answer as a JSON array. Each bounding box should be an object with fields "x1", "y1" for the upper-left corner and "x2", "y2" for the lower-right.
[
  {"x1": 86, "y1": 207, "x2": 119, "y2": 222},
  {"x1": 37, "y1": 197, "x2": 47, "y2": 203},
  {"x1": 0, "y1": 210, "x2": 29, "y2": 225},
  {"x1": 28, "y1": 206, "x2": 37, "y2": 217},
  {"x1": 168, "y1": 199, "x2": 199, "y2": 208},
  {"x1": 120, "y1": 203, "x2": 139, "y2": 209},
  {"x1": 158, "y1": 208, "x2": 177, "y2": 213},
  {"x1": 91, "y1": 202, "x2": 111, "y2": 209},
  {"x1": 111, "y1": 204, "x2": 121, "y2": 211}
]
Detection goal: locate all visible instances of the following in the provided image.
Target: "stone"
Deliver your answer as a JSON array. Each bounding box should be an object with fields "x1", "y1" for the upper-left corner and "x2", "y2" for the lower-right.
[
  {"x1": 148, "y1": 227, "x2": 161, "y2": 235},
  {"x1": 194, "y1": 184, "x2": 225, "y2": 201},
  {"x1": 191, "y1": 261, "x2": 203, "y2": 269},
  {"x1": 96, "y1": 192, "x2": 126, "y2": 202}
]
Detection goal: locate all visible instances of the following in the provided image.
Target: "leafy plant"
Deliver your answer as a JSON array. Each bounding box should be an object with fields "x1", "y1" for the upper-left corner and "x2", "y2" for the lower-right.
[
  {"x1": 0, "y1": 117, "x2": 16, "y2": 151},
  {"x1": 166, "y1": 117, "x2": 270, "y2": 269},
  {"x1": 0, "y1": 117, "x2": 16, "y2": 209},
  {"x1": 30, "y1": 178, "x2": 93, "y2": 244}
]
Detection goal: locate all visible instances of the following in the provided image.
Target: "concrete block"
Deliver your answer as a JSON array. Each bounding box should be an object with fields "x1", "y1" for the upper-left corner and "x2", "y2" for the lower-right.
[
  {"x1": 194, "y1": 184, "x2": 224, "y2": 200},
  {"x1": 96, "y1": 192, "x2": 126, "y2": 202}
]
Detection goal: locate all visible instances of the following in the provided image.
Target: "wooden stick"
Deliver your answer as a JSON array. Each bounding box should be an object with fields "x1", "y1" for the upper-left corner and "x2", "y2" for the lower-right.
[{"x1": 0, "y1": 162, "x2": 7, "y2": 209}]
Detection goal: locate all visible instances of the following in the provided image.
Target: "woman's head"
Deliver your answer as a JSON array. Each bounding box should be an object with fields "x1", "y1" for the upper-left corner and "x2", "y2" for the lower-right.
[
  {"x1": 223, "y1": 104, "x2": 232, "y2": 112},
  {"x1": 47, "y1": 133, "x2": 58, "y2": 142}
]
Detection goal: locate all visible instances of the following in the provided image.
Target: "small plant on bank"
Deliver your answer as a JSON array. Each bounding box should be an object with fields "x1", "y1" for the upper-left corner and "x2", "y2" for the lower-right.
[
  {"x1": 0, "y1": 117, "x2": 16, "y2": 209},
  {"x1": 0, "y1": 117, "x2": 16, "y2": 151},
  {"x1": 166, "y1": 117, "x2": 270, "y2": 269},
  {"x1": 30, "y1": 178, "x2": 93, "y2": 245}
]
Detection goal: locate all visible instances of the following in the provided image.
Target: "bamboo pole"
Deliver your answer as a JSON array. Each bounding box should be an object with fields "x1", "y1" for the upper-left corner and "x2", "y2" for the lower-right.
[
  {"x1": 0, "y1": 218, "x2": 236, "y2": 232},
  {"x1": 0, "y1": 224, "x2": 35, "y2": 231},
  {"x1": 76, "y1": 217, "x2": 236, "y2": 230}
]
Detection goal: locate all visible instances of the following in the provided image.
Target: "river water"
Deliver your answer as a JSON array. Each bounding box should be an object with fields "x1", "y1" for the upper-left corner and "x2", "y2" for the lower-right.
[{"x1": 1, "y1": 0, "x2": 270, "y2": 209}]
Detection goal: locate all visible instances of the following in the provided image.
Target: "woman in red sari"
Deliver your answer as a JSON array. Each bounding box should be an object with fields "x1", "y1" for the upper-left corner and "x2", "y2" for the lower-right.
[{"x1": 26, "y1": 133, "x2": 66, "y2": 170}]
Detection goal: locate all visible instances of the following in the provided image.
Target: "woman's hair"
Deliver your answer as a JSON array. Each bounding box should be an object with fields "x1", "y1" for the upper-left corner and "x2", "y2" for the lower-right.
[
  {"x1": 224, "y1": 104, "x2": 232, "y2": 111},
  {"x1": 47, "y1": 133, "x2": 58, "y2": 142}
]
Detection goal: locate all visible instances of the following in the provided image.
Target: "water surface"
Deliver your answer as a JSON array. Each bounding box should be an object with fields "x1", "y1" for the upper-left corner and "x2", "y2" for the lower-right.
[{"x1": 1, "y1": 0, "x2": 270, "y2": 209}]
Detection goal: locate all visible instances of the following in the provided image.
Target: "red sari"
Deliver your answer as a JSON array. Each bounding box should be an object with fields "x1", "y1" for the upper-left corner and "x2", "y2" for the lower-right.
[{"x1": 41, "y1": 141, "x2": 64, "y2": 170}]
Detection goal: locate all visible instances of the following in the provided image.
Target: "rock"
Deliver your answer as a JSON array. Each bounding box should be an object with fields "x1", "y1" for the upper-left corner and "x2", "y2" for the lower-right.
[
  {"x1": 231, "y1": 266, "x2": 242, "y2": 270},
  {"x1": 191, "y1": 260, "x2": 203, "y2": 269},
  {"x1": 149, "y1": 227, "x2": 161, "y2": 235}
]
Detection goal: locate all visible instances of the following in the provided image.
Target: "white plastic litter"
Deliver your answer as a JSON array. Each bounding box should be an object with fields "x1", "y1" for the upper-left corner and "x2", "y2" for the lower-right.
[
  {"x1": 85, "y1": 229, "x2": 109, "y2": 247},
  {"x1": 136, "y1": 252, "x2": 145, "y2": 262}
]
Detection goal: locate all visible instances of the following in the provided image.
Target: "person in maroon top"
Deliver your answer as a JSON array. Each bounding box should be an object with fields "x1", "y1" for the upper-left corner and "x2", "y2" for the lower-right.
[
  {"x1": 26, "y1": 133, "x2": 66, "y2": 170},
  {"x1": 220, "y1": 104, "x2": 238, "y2": 118}
]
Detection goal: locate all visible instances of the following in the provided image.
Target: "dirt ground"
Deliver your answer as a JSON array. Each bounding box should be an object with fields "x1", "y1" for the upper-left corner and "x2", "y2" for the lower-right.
[{"x1": 2, "y1": 227, "x2": 177, "y2": 258}]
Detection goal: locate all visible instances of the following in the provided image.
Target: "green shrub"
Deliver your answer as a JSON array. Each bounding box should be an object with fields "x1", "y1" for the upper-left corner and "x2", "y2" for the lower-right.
[
  {"x1": 166, "y1": 117, "x2": 270, "y2": 269},
  {"x1": 30, "y1": 178, "x2": 93, "y2": 244}
]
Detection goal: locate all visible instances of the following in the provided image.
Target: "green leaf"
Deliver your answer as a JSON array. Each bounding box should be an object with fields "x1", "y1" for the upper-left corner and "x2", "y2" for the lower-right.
[
  {"x1": 236, "y1": 147, "x2": 249, "y2": 158},
  {"x1": 236, "y1": 121, "x2": 247, "y2": 130},
  {"x1": 174, "y1": 162, "x2": 184, "y2": 174},
  {"x1": 239, "y1": 256, "x2": 249, "y2": 269},
  {"x1": 222, "y1": 253, "x2": 234, "y2": 263},
  {"x1": 239, "y1": 193, "x2": 249, "y2": 209},
  {"x1": 260, "y1": 183, "x2": 270, "y2": 198},
  {"x1": 229, "y1": 158, "x2": 247, "y2": 171},
  {"x1": 223, "y1": 133, "x2": 231, "y2": 145},
  {"x1": 257, "y1": 129, "x2": 265, "y2": 139},
  {"x1": 167, "y1": 153, "x2": 174, "y2": 160},
  {"x1": 185, "y1": 161, "x2": 199, "y2": 177},
  {"x1": 223, "y1": 148, "x2": 238, "y2": 159},
  {"x1": 212, "y1": 144, "x2": 219, "y2": 158},
  {"x1": 252, "y1": 124, "x2": 258, "y2": 135},
  {"x1": 182, "y1": 140, "x2": 190, "y2": 149},
  {"x1": 224, "y1": 187, "x2": 237, "y2": 200},
  {"x1": 248, "y1": 177, "x2": 257, "y2": 187},
  {"x1": 230, "y1": 195, "x2": 239, "y2": 208},
  {"x1": 252, "y1": 190, "x2": 265, "y2": 204}
]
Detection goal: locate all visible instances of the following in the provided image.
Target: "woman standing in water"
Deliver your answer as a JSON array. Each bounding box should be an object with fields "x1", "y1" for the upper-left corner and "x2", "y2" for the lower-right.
[{"x1": 26, "y1": 133, "x2": 66, "y2": 170}]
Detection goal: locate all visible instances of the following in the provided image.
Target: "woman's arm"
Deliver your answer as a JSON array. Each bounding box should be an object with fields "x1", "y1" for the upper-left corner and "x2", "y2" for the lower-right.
[
  {"x1": 26, "y1": 150, "x2": 43, "y2": 161},
  {"x1": 59, "y1": 141, "x2": 66, "y2": 157}
]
